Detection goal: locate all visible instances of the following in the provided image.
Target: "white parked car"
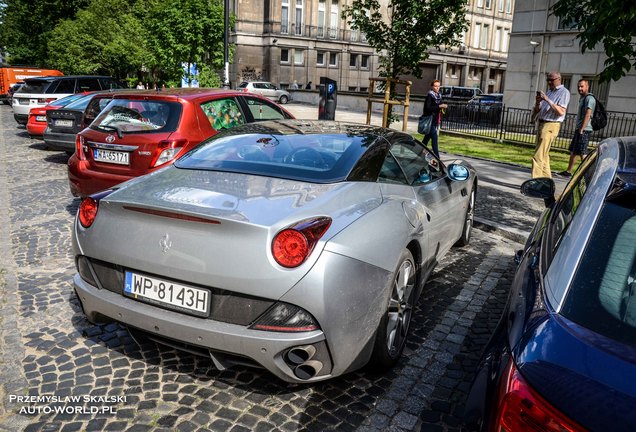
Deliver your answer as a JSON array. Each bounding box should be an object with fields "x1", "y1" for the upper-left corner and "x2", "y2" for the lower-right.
[
  {"x1": 238, "y1": 81, "x2": 290, "y2": 104},
  {"x1": 12, "y1": 75, "x2": 124, "y2": 124}
]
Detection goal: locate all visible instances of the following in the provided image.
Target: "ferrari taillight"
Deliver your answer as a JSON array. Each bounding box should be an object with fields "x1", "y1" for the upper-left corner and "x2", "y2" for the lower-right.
[
  {"x1": 494, "y1": 359, "x2": 586, "y2": 432},
  {"x1": 78, "y1": 198, "x2": 98, "y2": 228},
  {"x1": 78, "y1": 190, "x2": 112, "y2": 228},
  {"x1": 272, "y1": 217, "x2": 331, "y2": 268}
]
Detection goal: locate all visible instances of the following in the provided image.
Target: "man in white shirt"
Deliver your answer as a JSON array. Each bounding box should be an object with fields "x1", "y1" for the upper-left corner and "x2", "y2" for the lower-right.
[{"x1": 531, "y1": 71, "x2": 571, "y2": 178}]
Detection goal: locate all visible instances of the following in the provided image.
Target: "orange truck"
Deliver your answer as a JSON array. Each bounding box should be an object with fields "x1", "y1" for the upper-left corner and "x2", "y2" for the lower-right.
[{"x1": 1, "y1": 66, "x2": 64, "y2": 103}]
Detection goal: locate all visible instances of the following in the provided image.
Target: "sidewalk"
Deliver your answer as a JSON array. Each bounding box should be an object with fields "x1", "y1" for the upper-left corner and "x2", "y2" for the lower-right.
[{"x1": 284, "y1": 101, "x2": 569, "y2": 243}]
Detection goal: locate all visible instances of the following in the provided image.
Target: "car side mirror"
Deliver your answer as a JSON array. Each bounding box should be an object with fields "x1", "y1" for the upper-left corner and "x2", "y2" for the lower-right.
[
  {"x1": 447, "y1": 163, "x2": 470, "y2": 181},
  {"x1": 520, "y1": 178, "x2": 555, "y2": 207}
]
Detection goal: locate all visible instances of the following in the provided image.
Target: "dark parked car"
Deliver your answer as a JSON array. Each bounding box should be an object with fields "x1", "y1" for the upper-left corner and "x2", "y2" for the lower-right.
[
  {"x1": 27, "y1": 93, "x2": 91, "y2": 139},
  {"x1": 466, "y1": 93, "x2": 503, "y2": 125},
  {"x1": 68, "y1": 88, "x2": 294, "y2": 197},
  {"x1": 464, "y1": 137, "x2": 636, "y2": 431},
  {"x1": 44, "y1": 90, "x2": 134, "y2": 152}
]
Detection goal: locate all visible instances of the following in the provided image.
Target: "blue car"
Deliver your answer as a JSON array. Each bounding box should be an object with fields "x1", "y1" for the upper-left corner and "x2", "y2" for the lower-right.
[{"x1": 464, "y1": 137, "x2": 636, "y2": 431}]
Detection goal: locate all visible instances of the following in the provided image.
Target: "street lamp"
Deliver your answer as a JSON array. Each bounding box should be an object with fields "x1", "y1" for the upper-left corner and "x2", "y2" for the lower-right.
[
  {"x1": 223, "y1": 0, "x2": 230, "y2": 89},
  {"x1": 529, "y1": 39, "x2": 542, "y2": 109}
]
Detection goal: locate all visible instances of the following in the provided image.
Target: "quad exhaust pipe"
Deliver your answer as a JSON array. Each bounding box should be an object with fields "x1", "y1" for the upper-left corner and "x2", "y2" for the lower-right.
[{"x1": 285, "y1": 345, "x2": 323, "y2": 379}]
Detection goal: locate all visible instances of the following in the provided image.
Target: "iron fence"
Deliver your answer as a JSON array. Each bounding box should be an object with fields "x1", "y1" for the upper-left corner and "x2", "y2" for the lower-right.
[{"x1": 441, "y1": 101, "x2": 636, "y2": 150}]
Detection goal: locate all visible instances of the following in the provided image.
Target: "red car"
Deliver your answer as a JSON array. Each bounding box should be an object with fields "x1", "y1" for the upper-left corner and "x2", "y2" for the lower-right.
[
  {"x1": 27, "y1": 93, "x2": 90, "y2": 138},
  {"x1": 68, "y1": 88, "x2": 294, "y2": 197}
]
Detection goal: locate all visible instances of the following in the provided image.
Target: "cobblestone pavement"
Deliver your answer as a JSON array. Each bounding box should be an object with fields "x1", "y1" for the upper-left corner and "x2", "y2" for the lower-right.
[{"x1": 0, "y1": 104, "x2": 523, "y2": 432}]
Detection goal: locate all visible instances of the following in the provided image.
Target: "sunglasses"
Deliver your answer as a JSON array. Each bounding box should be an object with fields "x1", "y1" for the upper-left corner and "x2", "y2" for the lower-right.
[{"x1": 546, "y1": 78, "x2": 558, "y2": 82}]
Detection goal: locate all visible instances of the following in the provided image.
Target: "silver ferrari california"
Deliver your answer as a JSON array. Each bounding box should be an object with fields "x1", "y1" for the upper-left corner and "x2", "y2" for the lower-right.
[{"x1": 72, "y1": 120, "x2": 477, "y2": 383}]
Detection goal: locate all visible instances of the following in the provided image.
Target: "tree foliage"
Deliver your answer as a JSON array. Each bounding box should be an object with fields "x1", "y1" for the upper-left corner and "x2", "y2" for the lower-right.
[
  {"x1": 47, "y1": 0, "x2": 152, "y2": 77},
  {"x1": 0, "y1": 0, "x2": 90, "y2": 65},
  {"x1": 552, "y1": 0, "x2": 636, "y2": 82},
  {"x1": 342, "y1": 0, "x2": 468, "y2": 80},
  {"x1": 1, "y1": 0, "x2": 232, "y2": 85},
  {"x1": 143, "y1": 0, "x2": 230, "y2": 85}
]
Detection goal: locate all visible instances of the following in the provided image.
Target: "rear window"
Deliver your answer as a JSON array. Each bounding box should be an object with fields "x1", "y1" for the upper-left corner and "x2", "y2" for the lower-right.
[
  {"x1": 91, "y1": 99, "x2": 182, "y2": 134},
  {"x1": 65, "y1": 94, "x2": 96, "y2": 110},
  {"x1": 560, "y1": 195, "x2": 636, "y2": 347},
  {"x1": 237, "y1": 82, "x2": 248, "y2": 89},
  {"x1": 175, "y1": 131, "x2": 369, "y2": 183},
  {"x1": 18, "y1": 80, "x2": 55, "y2": 94},
  {"x1": 46, "y1": 93, "x2": 86, "y2": 107}
]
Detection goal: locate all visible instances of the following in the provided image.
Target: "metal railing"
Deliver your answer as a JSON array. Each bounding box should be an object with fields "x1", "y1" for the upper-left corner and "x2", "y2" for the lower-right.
[{"x1": 441, "y1": 101, "x2": 636, "y2": 149}]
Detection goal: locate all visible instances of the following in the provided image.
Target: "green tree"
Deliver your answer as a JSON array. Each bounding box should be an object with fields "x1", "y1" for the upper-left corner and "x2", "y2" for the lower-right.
[
  {"x1": 552, "y1": 0, "x2": 636, "y2": 82},
  {"x1": 342, "y1": 0, "x2": 467, "y2": 81},
  {"x1": 342, "y1": 0, "x2": 467, "y2": 124},
  {"x1": 0, "y1": 0, "x2": 90, "y2": 65},
  {"x1": 46, "y1": 0, "x2": 152, "y2": 78},
  {"x1": 143, "y1": 0, "x2": 232, "y2": 87}
]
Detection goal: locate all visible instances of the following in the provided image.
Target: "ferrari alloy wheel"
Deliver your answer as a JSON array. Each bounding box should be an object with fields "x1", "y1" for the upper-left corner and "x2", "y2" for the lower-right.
[
  {"x1": 455, "y1": 187, "x2": 475, "y2": 247},
  {"x1": 369, "y1": 249, "x2": 416, "y2": 370}
]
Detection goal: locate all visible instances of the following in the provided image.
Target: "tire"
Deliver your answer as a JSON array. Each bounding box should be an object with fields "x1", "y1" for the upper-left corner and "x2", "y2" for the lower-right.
[
  {"x1": 368, "y1": 249, "x2": 417, "y2": 370},
  {"x1": 455, "y1": 187, "x2": 475, "y2": 247},
  {"x1": 279, "y1": 95, "x2": 289, "y2": 104}
]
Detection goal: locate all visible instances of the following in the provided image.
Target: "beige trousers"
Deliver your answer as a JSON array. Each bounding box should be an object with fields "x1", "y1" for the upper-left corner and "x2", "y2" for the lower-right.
[{"x1": 532, "y1": 122, "x2": 561, "y2": 178}]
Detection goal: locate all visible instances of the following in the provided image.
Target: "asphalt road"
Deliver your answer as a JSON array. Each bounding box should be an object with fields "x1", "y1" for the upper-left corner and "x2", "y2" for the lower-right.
[{"x1": 1, "y1": 103, "x2": 525, "y2": 432}]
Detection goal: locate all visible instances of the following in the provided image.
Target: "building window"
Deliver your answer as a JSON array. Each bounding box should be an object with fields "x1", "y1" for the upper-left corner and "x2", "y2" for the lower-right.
[
  {"x1": 557, "y1": 17, "x2": 577, "y2": 30},
  {"x1": 329, "y1": 0, "x2": 339, "y2": 39},
  {"x1": 295, "y1": 0, "x2": 303, "y2": 36},
  {"x1": 477, "y1": 0, "x2": 484, "y2": 7},
  {"x1": 348, "y1": 86, "x2": 358, "y2": 91},
  {"x1": 349, "y1": 54, "x2": 357, "y2": 67},
  {"x1": 281, "y1": 48, "x2": 290, "y2": 63},
  {"x1": 502, "y1": 28, "x2": 509, "y2": 52},
  {"x1": 498, "y1": 0, "x2": 504, "y2": 11},
  {"x1": 361, "y1": 55, "x2": 369, "y2": 69},
  {"x1": 485, "y1": 0, "x2": 491, "y2": 9},
  {"x1": 494, "y1": 27, "x2": 502, "y2": 51},
  {"x1": 480, "y1": 24, "x2": 489, "y2": 49},
  {"x1": 294, "y1": 49, "x2": 304, "y2": 65},
  {"x1": 329, "y1": 52, "x2": 338, "y2": 67},
  {"x1": 318, "y1": 0, "x2": 325, "y2": 38},
  {"x1": 584, "y1": 76, "x2": 610, "y2": 107},
  {"x1": 317, "y1": 51, "x2": 325, "y2": 66},
  {"x1": 473, "y1": 23, "x2": 481, "y2": 48},
  {"x1": 281, "y1": 0, "x2": 289, "y2": 34},
  {"x1": 505, "y1": 0, "x2": 512, "y2": 13},
  {"x1": 350, "y1": 28, "x2": 358, "y2": 41}
]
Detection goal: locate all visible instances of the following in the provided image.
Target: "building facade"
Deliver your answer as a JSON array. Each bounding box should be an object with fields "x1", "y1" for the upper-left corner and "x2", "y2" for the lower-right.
[
  {"x1": 229, "y1": 0, "x2": 514, "y2": 95},
  {"x1": 503, "y1": 0, "x2": 636, "y2": 113}
]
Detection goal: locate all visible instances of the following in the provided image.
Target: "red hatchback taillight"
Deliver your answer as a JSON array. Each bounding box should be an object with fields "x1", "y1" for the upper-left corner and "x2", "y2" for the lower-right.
[
  {"x1": 78, "y1": 198, "x2": 98, "y2": 228},
  {"x1": 272, "y1": 217, "x2": 332, "y2": 268},
  {"x1": 152, "y1": 139, "x2": 188, "y2": 167},
  {"x1": 75, "y1": 135, "x2": 87, "y2": 160},
  {"x1": 494, "y1": 360, "x2": 586, "y2": 432}
]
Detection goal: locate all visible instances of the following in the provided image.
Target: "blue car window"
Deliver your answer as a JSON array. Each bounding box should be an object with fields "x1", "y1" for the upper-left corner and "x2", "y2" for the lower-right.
[
  {"x1": 546, "y1": 151, "x2": 598, "y2": 264},
  {"x1": 561, "y1": 197, "x2": 636, "y2": 347}
]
